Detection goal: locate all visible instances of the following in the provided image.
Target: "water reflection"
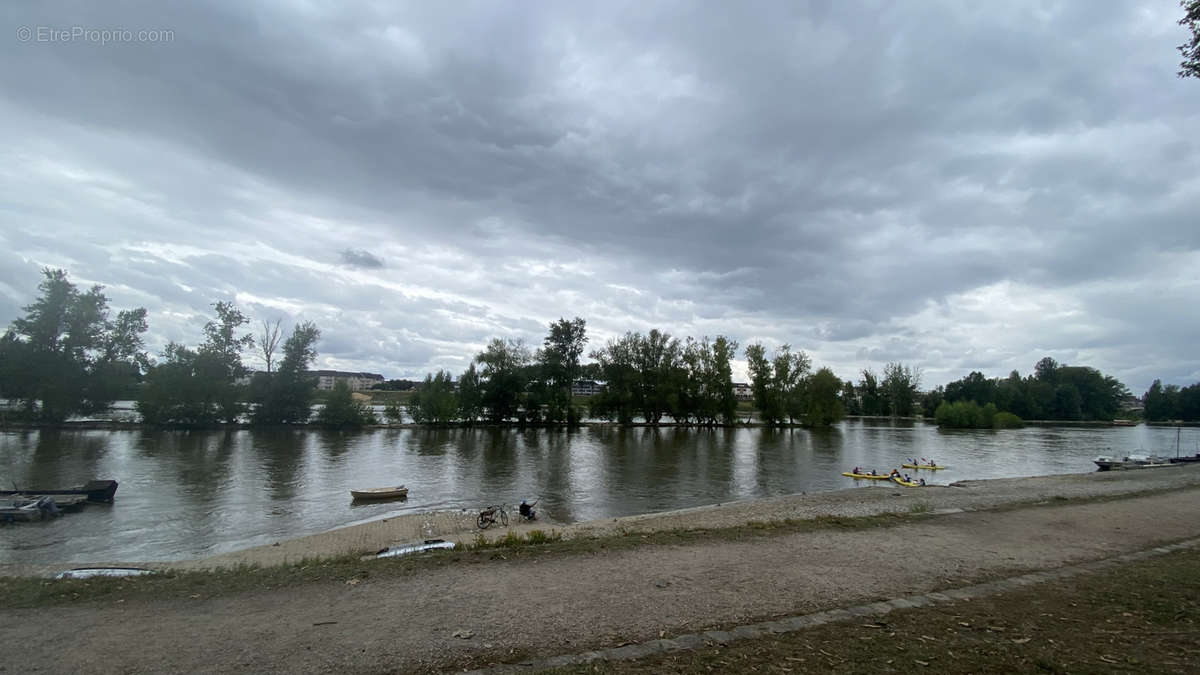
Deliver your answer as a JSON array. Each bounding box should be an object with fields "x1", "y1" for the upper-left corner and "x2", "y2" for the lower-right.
[{"x1": 1, "y1": 421, "x2": 1196, "y2": 563}]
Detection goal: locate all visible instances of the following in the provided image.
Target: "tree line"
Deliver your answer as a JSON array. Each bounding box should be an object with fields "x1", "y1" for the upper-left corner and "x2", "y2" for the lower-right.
[
  {"x1": 6, "y1": 268, "x2": 1185, "y2": 430},
  {"x1": 0, "y1": 268, "x2": 368, "y2": 428},
  {"x1": 1142, "y1": 380, "x2": 1200, "y2": 422},
  {"x1": 923, "y1": 357, "x2": 1130, "y2": 426}
]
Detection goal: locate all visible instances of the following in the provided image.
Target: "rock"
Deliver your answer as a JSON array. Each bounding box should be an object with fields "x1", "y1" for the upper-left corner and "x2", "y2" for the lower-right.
[
  {"x1": 654, "y1": 580, "x2": 671, "y2": 588},
  {"x1": 453, "y1": 629, "x2": 474, "y2": 639}
]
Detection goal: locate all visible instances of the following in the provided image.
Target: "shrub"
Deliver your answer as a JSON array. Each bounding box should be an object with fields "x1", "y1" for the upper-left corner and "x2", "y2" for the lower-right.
[{"x1": 993, "y1": 411, "x2": 1025, "y2": 428}]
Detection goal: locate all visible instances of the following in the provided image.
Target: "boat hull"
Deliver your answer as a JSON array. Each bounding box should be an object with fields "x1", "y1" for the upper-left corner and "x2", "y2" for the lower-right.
[
  {"x1": 841, "y1": 472, "x2": 891, "y2": 480},
  {"x1": 0, "y1": 479, "x2": 118, "y2": 503},
  {"x1": 350, "y1": 486, "x2": 408, "y2": 500}
]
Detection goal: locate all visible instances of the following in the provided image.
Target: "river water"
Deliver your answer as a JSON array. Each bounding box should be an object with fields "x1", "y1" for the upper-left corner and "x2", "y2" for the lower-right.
[{"x1": 1, "y1": 420, "x2": 1192, "y2": 563}]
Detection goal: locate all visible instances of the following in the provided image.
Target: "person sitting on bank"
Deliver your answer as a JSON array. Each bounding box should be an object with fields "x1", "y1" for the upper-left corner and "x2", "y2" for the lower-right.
[{"x1": 519, "y1": 500, "x2": 537, "y2": 521}]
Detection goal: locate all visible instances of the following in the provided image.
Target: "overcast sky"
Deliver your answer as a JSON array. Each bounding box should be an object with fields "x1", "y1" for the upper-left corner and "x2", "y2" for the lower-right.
[{"x1": 2, "y1": 1, "x2": 1197, "y2": 393}]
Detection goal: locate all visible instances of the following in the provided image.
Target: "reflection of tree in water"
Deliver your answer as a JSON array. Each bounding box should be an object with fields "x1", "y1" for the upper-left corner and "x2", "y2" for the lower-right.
[
  {"x1": 405, "y1": 427, "x2": 456, "y2": 456},
  {"x1": 753, "y1": 428, "x2": 812, "y2": 494},
  {"x1": 163, "y1": 431, "x2": 239, "y2": 503},
  {"x1": 532, "y1": 428, "x2": 576, "y2": 522},
  {"x1": 476, "y1": 428, "x2": 518, "y2": 499},
  {"x1": 21, "y1": 430, "x2": 109, "y2": 489},
  {"x1": 254, "y1": 430, "x2": 308, "y2": 501}
]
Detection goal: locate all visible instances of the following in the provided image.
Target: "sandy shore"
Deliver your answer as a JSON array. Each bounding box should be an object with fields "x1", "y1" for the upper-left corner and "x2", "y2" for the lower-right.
[{"x1": 6, "y1": 464, "x2": 1200, "y2": 577}]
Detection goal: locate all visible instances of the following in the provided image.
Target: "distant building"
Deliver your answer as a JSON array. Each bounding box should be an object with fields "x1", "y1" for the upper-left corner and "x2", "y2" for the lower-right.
[
  {"x1": 571, "y1": 379, "x2": 604, "y2": 397},
  {"x1": 1119, "y1": 395, "x2": 1144, "y2": 413},
  {"x1": 733, "y1": 382, "x2": 753, "y2": 401},
  {"x1": 313, "y1": 370, "x2": 385, "y2": 391}
]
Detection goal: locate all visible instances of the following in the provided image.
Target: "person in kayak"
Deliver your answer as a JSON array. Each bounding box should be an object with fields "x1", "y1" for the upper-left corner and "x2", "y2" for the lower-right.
[
  {"x1": 519, "y1": 500, "x2": 538, "y2": 521},
  {"x1": 890, "y1": 468, "x2": 900, "y2": 477},
  {"x1": 918, "y1": 478, "x2": 927, "y2": 486},
  {"x1": 853, "y1": 466, "x2": 862, "y2": 475}
]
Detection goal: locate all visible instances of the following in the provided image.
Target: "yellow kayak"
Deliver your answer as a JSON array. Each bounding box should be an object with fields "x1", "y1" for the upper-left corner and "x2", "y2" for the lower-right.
[
  {"x1": 891, "y1": 476, "x2": 922, "y2": 487},
  {"x1": 842, "y1": 471, "x2": 892, "y2": 480},
  {"x1": 902, "y1": 463, "x2": 945, "y2": 470}
]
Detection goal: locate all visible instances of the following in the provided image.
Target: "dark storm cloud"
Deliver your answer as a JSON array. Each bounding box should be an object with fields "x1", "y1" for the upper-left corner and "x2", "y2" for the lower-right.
[
  {"x1": 1, "y1": 0, "x2": 1197, "y2": 390},
  {"x1": 339, "y1": 249, "x2": 384, "y2": 269}
]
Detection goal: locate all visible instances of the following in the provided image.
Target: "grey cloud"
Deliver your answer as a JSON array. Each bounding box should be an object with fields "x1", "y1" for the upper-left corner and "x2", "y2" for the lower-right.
[
  {"x1": 1, "y1": 0, "x2": 1198, "y2": 391},
  {"x1": 339, "y1": 249, "x2": 384, "y2": 269}
]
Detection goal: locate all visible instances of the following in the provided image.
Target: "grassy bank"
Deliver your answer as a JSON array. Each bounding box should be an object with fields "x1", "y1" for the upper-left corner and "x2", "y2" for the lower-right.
[{"x1": 546, "y1": 545, "x2": 1200, "y2": 674}]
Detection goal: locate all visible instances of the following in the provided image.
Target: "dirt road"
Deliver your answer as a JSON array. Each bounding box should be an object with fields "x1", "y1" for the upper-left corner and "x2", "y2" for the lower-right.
[{"x1": 3, "y1": 482, "x2": 1200, "y2": 673}]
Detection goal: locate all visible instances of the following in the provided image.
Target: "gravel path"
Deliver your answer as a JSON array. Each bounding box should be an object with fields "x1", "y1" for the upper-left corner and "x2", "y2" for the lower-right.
[{"x1": 2, "y1": 467, "x2": 1199, "y2": 673}]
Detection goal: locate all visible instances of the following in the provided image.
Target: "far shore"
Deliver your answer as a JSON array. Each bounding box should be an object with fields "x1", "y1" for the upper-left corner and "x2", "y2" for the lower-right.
[
  {"x1": 2, "y1": 416, "x2": 1191, "y2": 432},
  {"x1": 4, "y1": 463, "x2": 1199, "y2": 579}
]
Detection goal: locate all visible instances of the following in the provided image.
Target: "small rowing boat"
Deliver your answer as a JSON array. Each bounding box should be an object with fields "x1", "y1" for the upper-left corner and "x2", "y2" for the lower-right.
[
  {"x1": 350, "y1": 486, "x2": 408, "y2": 500},
  {"x1": 901, "y1": 463, "x2": 945, "y2": 470},
  {"x1": 841, "y1": 471, "x2": 892, "y2": 480}
]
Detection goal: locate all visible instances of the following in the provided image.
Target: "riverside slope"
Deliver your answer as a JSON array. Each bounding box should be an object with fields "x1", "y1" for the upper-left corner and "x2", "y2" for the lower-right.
[{"x1": 2, "y1": 467, "x2": 1200, "y2": 673}]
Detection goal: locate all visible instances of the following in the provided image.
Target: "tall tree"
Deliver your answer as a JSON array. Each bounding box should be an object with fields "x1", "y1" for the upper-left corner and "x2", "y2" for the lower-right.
[
  {"x1": 257, "y1": 318, "x2": 283, "y2": 373},
  {"x1": 250, "y1": 321, "x2": 321, "y2": 425},
  {"x1": 858, "y1": 369, "x2": 883, "y2": 416},
  {"x1": 537, "y1": 317, "x2": 588, "y2": 424},
  {"x1": 589, "y1": 333, "x2": 639, "y2": 424},
  {"x1": 2, "y1": 268, "x2": 148, "y2": 422},
  {"x1": 476, "y1": 338, "x2": 531, "y2": 423},
  {"x1": 1180, "y1": 0, "x2": 1200, "y2": 78},
  {"x1": 805, "y1": 367, "x2": 845, "y2": 426},
  {"x1": 138, "y1": 302, "x2": 253, "y2": 426},
  {"x1": 882, "y1": 362, "x2": 921, "y2": 417}
]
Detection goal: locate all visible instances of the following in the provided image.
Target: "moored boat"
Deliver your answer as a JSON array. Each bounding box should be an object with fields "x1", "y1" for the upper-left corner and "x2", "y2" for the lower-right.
[
  {"x1": 0, "y1": 479, "x2": 118, "y2": 503},
  {"x1": 350, "y1": 485, "x2": 408, "y2": 500},
  {"x1": 1093, "y1": 454, "x2": 1175, "y2": 471}
]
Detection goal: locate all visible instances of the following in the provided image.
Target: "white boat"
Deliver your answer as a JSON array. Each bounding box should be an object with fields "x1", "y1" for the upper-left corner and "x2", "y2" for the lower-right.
[
  {"x1": 349, "y1": 485, "x2": 408, "y2": 500},
  {"x1": 1093, "y1": 454, "x2": 1175, "y2": 471}
]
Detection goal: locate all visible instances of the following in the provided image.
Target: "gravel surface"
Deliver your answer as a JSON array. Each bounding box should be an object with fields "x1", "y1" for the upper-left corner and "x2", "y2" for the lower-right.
[{"x1": 2, "y1": 467, "x2": 1200, "y2": 673}]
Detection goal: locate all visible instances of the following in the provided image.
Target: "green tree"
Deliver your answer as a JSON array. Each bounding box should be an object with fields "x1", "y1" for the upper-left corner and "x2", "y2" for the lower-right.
[
  {"x1": 805, "y1": 367, "x2": 844, "y2": 426},
  {"x1": 744, "y1": 342, "x2": 809, "y2": 425},
  {"x1": 476, "y1": 338, "x2": 531, "y2": 423},
  {"x1": 250, "y1": 321, "x2": 320, "y2": 425},
  {"x1": 457, "y1": 363, "x2": 483, "y2": 423},
  {"x1": 920, "y1": 386, "x2": 944, "y2": 419},
  {"x1": 138, "y1": 302, "x2": 253, "y2": 426},
  {"x1": 1143, "y1": 379, "x2": 1178, "y2": 422},
  {"x1": 406, "y1": 370, "x2": 459, "y2": 424},
  {"x1": 882, "y1": 362, "x2": 921, "y2": 417},
  {"x1": 1180, "y1": 0, "x2": 1200, "y2": 78},
  {"x1": 858, "y1": 369, "x2": 883, "y2": 416},
  {"x1": 538, "y1": 317, "x2": 588, "y2": 424},
  {"x1": 589, "y1": 333, "x2": 639, "y2": 424},
  {"x1": 1, "y1": 268, "x2": 148, "y2": 422},
  {"x1": 316, "y1": 380, "x2": 376, "y2": 428}
]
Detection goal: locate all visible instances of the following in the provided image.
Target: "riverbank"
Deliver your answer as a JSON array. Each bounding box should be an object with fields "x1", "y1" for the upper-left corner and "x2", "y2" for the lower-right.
[
  {"x1": 7, "y1": 463, "x2": 1200, "y2": 578},
  {"x1": 2, "y1": 474, "x2": 1199, "y2": 673}
]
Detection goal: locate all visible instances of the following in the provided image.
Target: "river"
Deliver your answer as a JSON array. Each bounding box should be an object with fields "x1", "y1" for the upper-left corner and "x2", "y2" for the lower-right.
[{"x1": 1, "y1": 420, "x2": 1193, "y2": 563}]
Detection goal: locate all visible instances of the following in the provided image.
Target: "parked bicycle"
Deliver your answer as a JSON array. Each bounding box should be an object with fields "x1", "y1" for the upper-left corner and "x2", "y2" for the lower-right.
[{"x1": 477, "y1": 504, "x2": 509, "y2": 529}]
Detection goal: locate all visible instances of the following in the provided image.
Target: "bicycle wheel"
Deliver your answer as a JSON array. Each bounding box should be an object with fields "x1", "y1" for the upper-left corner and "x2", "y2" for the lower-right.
[
  {"x1": 477, "y1": 512, "x2": 492, "y2": 529},
  {"x1": 499, "y1": 509, "x2": 509, "y2": 527}
]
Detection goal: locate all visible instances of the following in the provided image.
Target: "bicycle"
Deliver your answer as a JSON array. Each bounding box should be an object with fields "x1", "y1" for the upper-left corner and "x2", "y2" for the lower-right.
[{"x1": 477, "y1": 504, "x2": 509, "y2": 529}]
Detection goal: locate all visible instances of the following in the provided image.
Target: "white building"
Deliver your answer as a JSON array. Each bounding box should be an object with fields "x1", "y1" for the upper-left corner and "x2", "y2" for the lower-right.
[
  {"x1": 733, "y1": 382, "x2": 753, "y2": 401},
  {"x1": 571, "y1": 379, "x2": 604, "y2": 397},
  {"x1": 313, "y1": 370, "x2": 385, "y2": 391}
]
